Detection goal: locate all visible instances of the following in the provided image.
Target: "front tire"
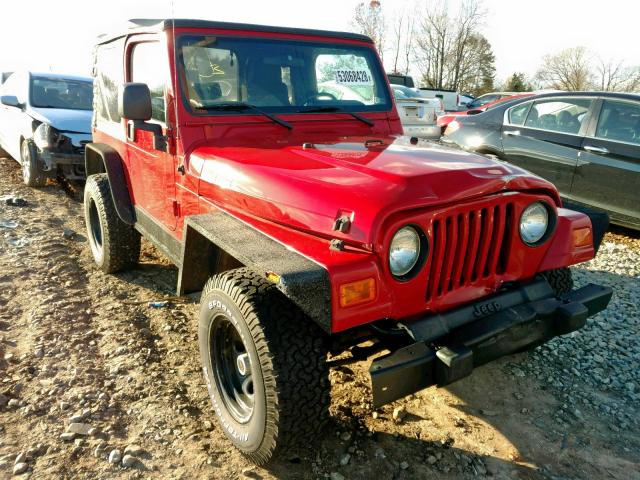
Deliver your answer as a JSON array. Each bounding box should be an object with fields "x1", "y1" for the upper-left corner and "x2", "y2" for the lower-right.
[
  {"x1": 83, "y1": 174, "x2": 140, "y2": 273},
  {"x1": 21, "y1": 139, "x2": 47, "y2": 187},
  {"x1": 199, "y1": 268, "x2": 330, "y2": 465}
]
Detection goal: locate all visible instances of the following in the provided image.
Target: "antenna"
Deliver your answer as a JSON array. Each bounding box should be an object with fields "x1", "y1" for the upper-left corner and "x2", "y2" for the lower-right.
[{"x1": 170, "y1": 0, "x2": 182, "y2": 169}]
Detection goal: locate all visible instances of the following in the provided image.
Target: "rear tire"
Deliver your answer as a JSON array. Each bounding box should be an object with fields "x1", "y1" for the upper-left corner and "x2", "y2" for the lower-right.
[
  {"x1": 21, "y1": 139, "x2": 47, "y2": 187},
  {"x1": 199, "y1": 268, "x2": 330, "y2": 465},
  {"x1": 83, "y1": 174, "x2": 140, "y2": 273},
  {"x1": 542, "y1": 267, "x2": 573, "y2": 297}
]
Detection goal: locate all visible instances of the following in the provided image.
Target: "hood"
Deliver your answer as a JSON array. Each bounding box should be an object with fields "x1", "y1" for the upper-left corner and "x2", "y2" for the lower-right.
[
  {"x1": 28, "y1": 107, "x2": 92, "y2": 134},
  {"x1": 193, "y1": 135, "x2": 558, "y2": 246}
]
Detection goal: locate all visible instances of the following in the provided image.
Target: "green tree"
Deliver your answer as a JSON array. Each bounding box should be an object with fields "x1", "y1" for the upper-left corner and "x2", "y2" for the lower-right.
[{"x1": 504, "y1": 72, "x2": 531, "y2": 92}]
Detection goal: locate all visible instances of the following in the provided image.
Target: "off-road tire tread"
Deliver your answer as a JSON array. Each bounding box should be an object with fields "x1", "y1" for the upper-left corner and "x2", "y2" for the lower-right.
[
  {"x1": 22, "y1": 139, "x2": 47, "y2": 187},
  {"x1": 202, "y1": 267, "x2": 329, "y2": 465},
  {"x1": 85, "y1": 174, "x2": 140, "y2": 273},
  {"x1": 542, "y1": 267, "x2": 573, "y2": 297}
]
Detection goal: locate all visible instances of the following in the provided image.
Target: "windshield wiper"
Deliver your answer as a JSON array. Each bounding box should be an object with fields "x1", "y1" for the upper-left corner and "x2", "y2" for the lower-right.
[
  {"x1": 198, "y1": 102, "x2": 293, "y2": 130},
  {"x1": 297, "y1": 105, "x2": 374, "y2": 127}
]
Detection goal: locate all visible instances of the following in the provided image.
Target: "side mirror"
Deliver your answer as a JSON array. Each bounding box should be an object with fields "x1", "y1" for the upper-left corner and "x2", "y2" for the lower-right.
[
  {"x1": 118, "y1": 83, "x2": 166, "y2": 152},
  {"x1": 118, "y1": 83, "x2": 152, "y2": 121},
  {"x1": 1, "y1": 95, "x2": 22, "y2": 108}
]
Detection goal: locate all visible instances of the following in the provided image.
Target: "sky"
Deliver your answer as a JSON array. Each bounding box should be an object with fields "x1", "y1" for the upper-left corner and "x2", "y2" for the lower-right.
[{"x1": 0, "y1": 0, "x2": 638, "y2": 85}]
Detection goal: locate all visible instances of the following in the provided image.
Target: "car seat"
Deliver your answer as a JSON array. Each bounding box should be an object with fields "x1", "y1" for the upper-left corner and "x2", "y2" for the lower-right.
[
  {"x1": 557, "y1": 110, "x2": 580, "y2": 134},
  {"x1": 525, "y1": 107, "x2": 539, "y2": 128},
  {"x1": 539, "y1": 114, "x2": 557, "y2": 130},
  {"x1": 246, "y1": 62, "x2": 289, "y2": 107},
  {"x1": 193, "y1": 82, "x2": 222, "y2": 103},
  {"x1": 599, "y1": 108, "x2": 634, "y2": 142},
  {"x1": 32, "y1": 85, "x2": 47, "y2": 105}
]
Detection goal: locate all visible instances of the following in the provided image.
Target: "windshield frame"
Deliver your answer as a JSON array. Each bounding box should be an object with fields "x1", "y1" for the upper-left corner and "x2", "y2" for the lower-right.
[
  {"x1": 29, "y1": 75, "x2": 93, "y2": 111},
  {"x1": 176, "y1": 34, "x2": 393, "y2": 117}
]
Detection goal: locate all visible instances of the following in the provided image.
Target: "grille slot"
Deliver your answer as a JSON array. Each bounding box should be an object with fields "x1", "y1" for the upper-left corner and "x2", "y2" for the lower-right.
[{"x1": 426, "y1": 201, "x2": 514, "y2": 301}]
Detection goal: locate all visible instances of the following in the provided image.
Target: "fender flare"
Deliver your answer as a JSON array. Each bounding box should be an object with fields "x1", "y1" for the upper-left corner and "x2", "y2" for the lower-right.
[
  {"x1": 85, "y1": 143, "x2": 136, "y2": 225},
  {"x1": 178, "y1": 212, "x2": 332, "y2": 333}
]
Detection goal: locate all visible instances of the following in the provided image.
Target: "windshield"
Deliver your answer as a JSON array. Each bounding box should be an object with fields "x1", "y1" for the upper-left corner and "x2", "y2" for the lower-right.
[
  {"x1": 392, "y1": 85, "x2": 421, "y2": 99},
  {"x1": 178, "y1": 35, "x2": 391, "y2": 114},
  {"x1": 30, "y1": 76, "x2": 93, "y2": 110},
  {"x1": 468, "y1": 94, "x2": 500, "y2": 109}
]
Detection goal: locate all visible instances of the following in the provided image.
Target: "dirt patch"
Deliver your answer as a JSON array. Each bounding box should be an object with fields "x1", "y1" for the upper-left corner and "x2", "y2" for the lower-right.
[{"x1": 0, "y1": 156, "x2": 638, "y2": 479}]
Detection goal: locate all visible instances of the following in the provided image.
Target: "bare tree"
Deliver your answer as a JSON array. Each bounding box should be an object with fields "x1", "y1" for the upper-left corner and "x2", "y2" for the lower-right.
[
  {"x1": 414, "y1": 0, "x2": 450, "y2": 89},
  {"x1": 596, "y1": 58, "x2": 640, "y2": 92},
  {"x1": 390, "y1": 8, "x2": 404, "y2": 73},
  {"x1": 402, "y1": 15, "x2": 416, "y2": 75},
  {"x1": 352, "y1": 1, "x2": 386, "y2": 61},
  {"x1": 448, "y1": 0, "x2": 484, "y2": 90},
  {"x1": 388, "y1": 1, "x2": 417, "y2": 75},
  {"x1": 535, "y1": 47, "x2": 594, "y2": 91},
  {"x1": 413, "y1": 0, "x2": 492, "y2": 92}
]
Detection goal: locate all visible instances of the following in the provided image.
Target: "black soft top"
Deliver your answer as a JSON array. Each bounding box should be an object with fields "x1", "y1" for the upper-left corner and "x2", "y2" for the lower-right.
[{"x1": 96, "y1": 18, "x2": 373, "y2": 45}]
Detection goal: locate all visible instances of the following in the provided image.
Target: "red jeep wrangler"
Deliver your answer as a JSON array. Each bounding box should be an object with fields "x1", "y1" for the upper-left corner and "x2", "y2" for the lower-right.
[{"x1": 83, "y1": 19, "x2": 612, "y2": 464}]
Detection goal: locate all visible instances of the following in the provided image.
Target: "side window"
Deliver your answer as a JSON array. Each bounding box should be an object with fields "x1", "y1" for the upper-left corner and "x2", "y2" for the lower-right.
[
  {"x1": 131, "y1": 42, "x2": 167, "y2": 123},
  {"x1": 94, "y1": 38, "x2": 125, "y2": 126},
  {"x1": 182, "y1": 44, "x2": 239, "y2": 107},
  {"x1": 595, "y1": 100, "x2": 640, "y2": 145},
  {"x1": 507, "y1": 102, "x2": 531, "y2": 126},
  {"x1": 525, "y1": 98, "x2": 592, "y2": 134},
  {"x1": 315, "y1": 53, "x2": 375, "y2": 105}
]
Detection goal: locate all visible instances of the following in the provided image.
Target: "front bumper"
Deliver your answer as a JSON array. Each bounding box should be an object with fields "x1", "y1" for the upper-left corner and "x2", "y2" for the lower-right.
[
  {"x1": 39, "y1": 150, "x2": 86, "y2": 180},
  {"x1": 369, "y1": 277, "x2": 612, "y2": 407},
  {"x1": 402, "y1": 124, "x2": 441, "y2": 140}
]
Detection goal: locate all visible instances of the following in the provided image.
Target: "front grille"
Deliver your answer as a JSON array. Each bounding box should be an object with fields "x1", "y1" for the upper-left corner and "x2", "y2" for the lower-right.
[{"x1": 425, "y1": 200, "x2": 514, "y2": 301}]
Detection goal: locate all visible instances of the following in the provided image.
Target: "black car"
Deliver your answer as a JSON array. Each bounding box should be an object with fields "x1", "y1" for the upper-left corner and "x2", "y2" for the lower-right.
[{"x1": 442, "y1": 92, "x2": 640, "y2": 230}]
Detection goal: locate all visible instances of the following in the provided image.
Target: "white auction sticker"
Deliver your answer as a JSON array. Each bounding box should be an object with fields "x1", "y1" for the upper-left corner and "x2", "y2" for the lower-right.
[{"x1": 334, "y1": 69, "x2": 374, "y2": 86}]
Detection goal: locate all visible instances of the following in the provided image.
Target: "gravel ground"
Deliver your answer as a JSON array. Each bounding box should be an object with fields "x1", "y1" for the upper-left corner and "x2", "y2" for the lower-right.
[
  {"x1": 0, "y1": 156, "x2": 639, "y2": 479},
  {"x1": 507, "y1": 237, "x2": 640, "y2": 432}
]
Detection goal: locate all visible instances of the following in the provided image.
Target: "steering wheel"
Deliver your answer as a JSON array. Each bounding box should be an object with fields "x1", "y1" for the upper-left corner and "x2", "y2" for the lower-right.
[{"x1": 303, "y1": 92, "x2": 338, "y2": 106}]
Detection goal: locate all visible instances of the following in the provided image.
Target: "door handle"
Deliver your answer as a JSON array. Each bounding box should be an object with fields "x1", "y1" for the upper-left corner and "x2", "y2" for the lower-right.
[
  {"x1": 583, "y1": 145, "x2": 609, "y2": 155},
  {"x1": 504, "y1": 130, "x2": 520, "y2": 136}
]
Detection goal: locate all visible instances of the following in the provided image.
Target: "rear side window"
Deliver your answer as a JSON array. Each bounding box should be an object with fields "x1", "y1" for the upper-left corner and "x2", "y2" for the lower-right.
[
  {"x1": 131, "y1": 42, "x2": 167, "y2": 123},
  {"x1": 507, "y1": 102, "x2": 531, "y2": 126},
  {"x1": 94, "y1": 38, "x2": 125, "y2": 127},
  {"x1": 525, "y1": 98, "x2": 592, "y2": 134},
  {"x1": 595, "y1": 100, "x2": 640, "y2": 145}
]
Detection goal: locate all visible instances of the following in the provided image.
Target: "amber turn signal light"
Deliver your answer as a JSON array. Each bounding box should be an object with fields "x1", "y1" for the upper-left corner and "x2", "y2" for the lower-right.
[
  {"x1": 572, "y1": 227, "x2": 593, "y2": 248},
  {"x1": 339, "y1": 278, "x2": 376, "y2": 308}
]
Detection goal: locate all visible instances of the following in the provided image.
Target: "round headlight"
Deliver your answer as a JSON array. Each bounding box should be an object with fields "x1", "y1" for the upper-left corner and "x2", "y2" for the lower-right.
[
  {"x1": 389, "y1": 226, "x2": 421, "y2": 277},
  {"x1": 519, "y1": 202, "x2": 549, "y2": 245}
]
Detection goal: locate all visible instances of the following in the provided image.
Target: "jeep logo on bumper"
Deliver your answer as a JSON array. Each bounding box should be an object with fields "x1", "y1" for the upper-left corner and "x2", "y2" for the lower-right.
[{"x1": 473, "y1": 300, "x2": 502, "y2": 317}]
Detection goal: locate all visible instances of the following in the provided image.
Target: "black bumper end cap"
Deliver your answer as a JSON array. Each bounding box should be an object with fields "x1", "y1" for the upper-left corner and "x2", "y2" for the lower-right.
[
  {"x1": 554, "y1": 302, "x2": 588, "y2": 335},
  {"x1": 369, "y1": 342, "x2": 436, "y2": 408},
  {"x1": 435, "y1": 345, "x2": 473, "y2": 386}
]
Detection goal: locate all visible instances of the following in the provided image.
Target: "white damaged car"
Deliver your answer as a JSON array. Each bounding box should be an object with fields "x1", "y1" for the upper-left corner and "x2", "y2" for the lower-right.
[{"x1": 0, "y1": 72, "x2": 92, "y2": 186}]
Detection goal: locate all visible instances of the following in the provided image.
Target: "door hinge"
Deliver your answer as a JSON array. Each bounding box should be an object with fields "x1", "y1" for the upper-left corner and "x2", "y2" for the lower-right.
[{"x1": 172, "y1": 199, "x2": 180, "y2": 217}]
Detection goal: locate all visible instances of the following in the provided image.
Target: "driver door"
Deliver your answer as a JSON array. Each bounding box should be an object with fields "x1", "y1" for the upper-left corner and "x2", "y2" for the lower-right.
[{"x1": 124, "y1": 37, "x2": 177, "y2": 231}]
